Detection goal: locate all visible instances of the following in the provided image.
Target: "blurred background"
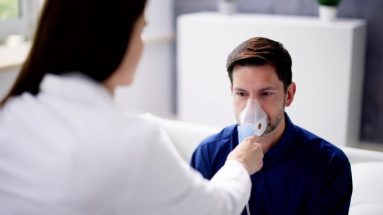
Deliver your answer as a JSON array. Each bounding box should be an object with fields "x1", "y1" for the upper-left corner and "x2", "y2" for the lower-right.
[{"x1": 0, "y1": 0, "x2": 382, "y2": 150}]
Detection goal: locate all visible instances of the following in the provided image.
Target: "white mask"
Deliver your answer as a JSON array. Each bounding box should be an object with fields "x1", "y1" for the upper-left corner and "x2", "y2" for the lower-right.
[{"x1": 237, "y1": 99, "x2": 269, "y2": 143}]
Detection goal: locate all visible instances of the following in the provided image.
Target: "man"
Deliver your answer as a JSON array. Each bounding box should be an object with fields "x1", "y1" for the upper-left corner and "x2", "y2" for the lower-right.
[{"x1": 190, "y1": 37, "x2": 352, "y2": 215}]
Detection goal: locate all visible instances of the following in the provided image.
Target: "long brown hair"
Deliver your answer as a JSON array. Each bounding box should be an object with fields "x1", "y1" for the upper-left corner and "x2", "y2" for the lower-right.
[{"x1": 1, "y1": 0, "x2": 147, "y2": 106}]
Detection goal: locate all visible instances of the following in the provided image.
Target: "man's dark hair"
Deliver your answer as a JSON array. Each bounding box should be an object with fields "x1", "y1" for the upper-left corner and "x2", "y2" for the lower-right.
[{"x1": 226, "y1": 37, "x2": 292, "y2": 91}]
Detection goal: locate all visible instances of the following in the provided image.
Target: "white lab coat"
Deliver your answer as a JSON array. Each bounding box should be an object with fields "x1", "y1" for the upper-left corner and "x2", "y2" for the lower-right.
[{"x1": 0, "y1": 73, "x2": 251, "y2": 215}]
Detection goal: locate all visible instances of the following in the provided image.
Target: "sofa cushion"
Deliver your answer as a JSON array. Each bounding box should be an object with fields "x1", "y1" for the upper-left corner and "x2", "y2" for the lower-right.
[{"x1": 350, "y1": 162, "x2": 383, "y2": 215}]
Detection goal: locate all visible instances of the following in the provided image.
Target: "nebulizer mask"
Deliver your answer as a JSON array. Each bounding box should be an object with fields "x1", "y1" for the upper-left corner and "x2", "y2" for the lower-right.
[{"x1": 237, "y1": 99, "x2": 269, "y2": 143}]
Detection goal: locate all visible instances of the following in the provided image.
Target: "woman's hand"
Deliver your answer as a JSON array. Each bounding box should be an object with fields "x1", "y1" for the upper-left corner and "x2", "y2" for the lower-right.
[{"x1": 227, "y1": 136, "x2": 264, "y2": 175}]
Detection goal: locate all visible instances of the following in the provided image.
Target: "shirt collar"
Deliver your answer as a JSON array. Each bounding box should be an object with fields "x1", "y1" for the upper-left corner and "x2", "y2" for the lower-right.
[
  {"x1": 39, "y1": 73, "x2": 116, "y2": 110},
  {"x1": 263, "y1": 113, "x2": 301, "y2": 165}
]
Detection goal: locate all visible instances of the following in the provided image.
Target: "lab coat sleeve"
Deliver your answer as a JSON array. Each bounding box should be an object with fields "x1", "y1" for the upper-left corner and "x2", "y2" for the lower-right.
[{"x1": 128, "y1": 121, "x2": 251, "y2": 215}]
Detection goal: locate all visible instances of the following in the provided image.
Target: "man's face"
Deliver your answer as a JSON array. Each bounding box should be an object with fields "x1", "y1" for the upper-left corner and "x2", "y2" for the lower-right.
[{"x1": 231, "y1": 64, "x2": 295, "y2": 136}]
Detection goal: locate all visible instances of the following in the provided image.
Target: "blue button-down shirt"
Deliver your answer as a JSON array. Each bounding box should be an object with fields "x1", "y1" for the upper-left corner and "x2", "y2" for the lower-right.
[{"x1": 191, "y1": 114, "x2": 352, "y2": 215}]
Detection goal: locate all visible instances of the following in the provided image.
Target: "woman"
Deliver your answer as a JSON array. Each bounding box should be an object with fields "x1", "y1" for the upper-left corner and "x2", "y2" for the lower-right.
[{"x1": 0, "y1": 0, "x2": 263, "y2": 214}]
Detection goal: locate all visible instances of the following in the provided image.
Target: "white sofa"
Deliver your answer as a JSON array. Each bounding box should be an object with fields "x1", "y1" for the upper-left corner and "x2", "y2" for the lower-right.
[{"x1": 152, "y1": 116, "x2": 383, "y2": 215}]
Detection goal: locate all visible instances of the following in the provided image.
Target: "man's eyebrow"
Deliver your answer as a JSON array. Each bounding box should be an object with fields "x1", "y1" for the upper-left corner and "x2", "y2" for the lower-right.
[
  {"x1": 260, "y1": 86, "x2": 278, "y2": 91},
  {"x1": 233, "y1": 87, "x2": 277, "y2": 91},
  {"x1": 233, "y1": 88, "x2": 247, "y2": 91}
]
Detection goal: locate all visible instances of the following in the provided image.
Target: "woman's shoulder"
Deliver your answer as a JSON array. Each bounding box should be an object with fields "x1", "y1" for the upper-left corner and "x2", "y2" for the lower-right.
[{"x1": 0, "y1": 93, "x2": 42, "y2": 127}]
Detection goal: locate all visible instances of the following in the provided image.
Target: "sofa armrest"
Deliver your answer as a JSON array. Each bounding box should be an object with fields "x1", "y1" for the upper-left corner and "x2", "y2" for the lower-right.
[
  {"x1": 350, "y1": 162, "x2": 383, "y2": 215},
  {"x1": 338, "y1": 146, "x2": 383, "y2": 164},
  {"x1": 142, "y1": 113, "x2": 220, "y2": 162},
  {"x1": 159, "y1": 118, "x2": 220, "y2": 162}
]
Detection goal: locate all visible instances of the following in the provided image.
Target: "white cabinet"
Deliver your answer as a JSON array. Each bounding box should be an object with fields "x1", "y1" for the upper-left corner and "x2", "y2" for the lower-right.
[{"x1": 177, "y1": 12, "x2": 366, "y2": 146}]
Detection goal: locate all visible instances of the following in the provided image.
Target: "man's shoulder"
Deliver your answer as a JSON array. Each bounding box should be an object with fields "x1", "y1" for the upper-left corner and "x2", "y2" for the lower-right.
[
  {"x1": 193, "y1": 124, "x2": 237, "y2": 160},
  {"x1": 295, "y1": 125, "x2": 350, "y2": 166},
  {"x1": 191, "y1": 124, "x2": 238, "y2": 177},
  {"x1": 198, "y1": 124, "x2": 237, "y2": 149},
  {"x1": 285, "y1": 114, "x2": 348, "y2": 164}
]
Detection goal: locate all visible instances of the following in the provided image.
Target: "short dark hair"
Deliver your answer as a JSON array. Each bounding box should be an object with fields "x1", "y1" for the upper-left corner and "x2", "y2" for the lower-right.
[
  {"x1": 1, "y1": 0, "x2": 147, "y2": 105},
  {"x1": 226, "y1": 37, "x2": 292, "y2": 91}
]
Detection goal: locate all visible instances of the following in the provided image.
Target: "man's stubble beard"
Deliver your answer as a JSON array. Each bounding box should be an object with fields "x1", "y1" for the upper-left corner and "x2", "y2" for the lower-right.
[{"x1": 262, "y1": 106, "x2": 285, "y2": 136}]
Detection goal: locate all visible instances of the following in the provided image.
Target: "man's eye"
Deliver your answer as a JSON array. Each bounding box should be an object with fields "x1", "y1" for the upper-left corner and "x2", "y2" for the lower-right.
[
  {"x1": 261, "y1": 92, "x2": 273, "y2": 96},
  {"x1": 236, "y1": 92, "x2": 247, "y2": 97}
]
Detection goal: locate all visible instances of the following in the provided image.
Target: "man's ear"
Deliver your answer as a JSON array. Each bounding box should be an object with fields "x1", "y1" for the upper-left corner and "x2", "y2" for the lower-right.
[{"x1": 285, "y1": 82, "x2": 296, "y2": 107}]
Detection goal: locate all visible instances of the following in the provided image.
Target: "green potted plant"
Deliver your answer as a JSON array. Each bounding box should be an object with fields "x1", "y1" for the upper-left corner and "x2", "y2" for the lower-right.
[
  {"x1": 317, "y1": 0, "x2": 342, "y2": 22},
  {"x1": 218, "y1": 0, "x2": 237, "y2": 15}
]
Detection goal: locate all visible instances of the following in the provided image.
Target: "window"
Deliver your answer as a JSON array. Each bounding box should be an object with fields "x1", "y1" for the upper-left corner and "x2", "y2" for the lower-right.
[
  {"x1": 0, "y1": 0, "x2": 43, "y2": 42},
  {"x1": 0, "y1": 0, "x2": 20, "y2": 21}
]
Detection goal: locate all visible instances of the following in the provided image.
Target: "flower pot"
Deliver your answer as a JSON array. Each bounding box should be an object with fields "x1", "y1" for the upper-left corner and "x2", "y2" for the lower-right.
[
  {"x1": 318, "y1": 5, "x2": 338, "y2": 22},
  {"x1": 218, "y1": 0, "x2": 237, "y2": 15}
]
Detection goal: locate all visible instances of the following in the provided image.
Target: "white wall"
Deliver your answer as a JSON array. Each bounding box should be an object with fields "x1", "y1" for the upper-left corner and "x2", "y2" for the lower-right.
[
  {"x1": 0, "y1": 43, "x2": 30, "y2": 100},
  {"x1": 114, "y1": 0, "x2": 175, "y2": 118},
  {"x1": 0, "y1": 68, "x2": 19, "y2": 100}
]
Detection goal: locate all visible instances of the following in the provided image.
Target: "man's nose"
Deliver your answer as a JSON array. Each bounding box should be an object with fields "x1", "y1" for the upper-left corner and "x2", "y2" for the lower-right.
[{"x1": 246, "y1": 97, "x2": 259, "y2": 104}]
